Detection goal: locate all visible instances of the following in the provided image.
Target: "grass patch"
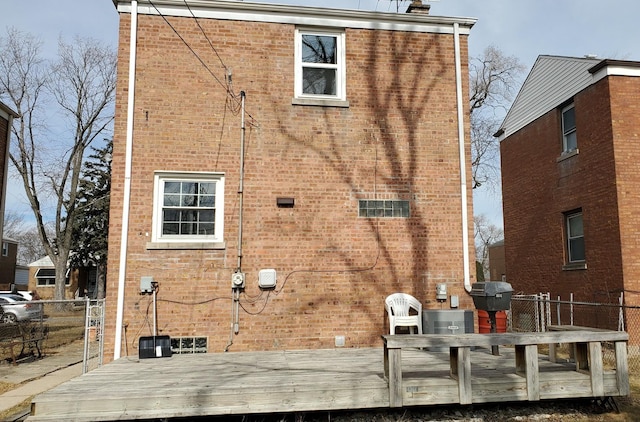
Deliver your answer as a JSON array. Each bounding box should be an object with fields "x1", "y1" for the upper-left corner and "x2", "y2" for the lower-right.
[{"x1": 0, "y1": 396, "x2": 33, "y2": 421}]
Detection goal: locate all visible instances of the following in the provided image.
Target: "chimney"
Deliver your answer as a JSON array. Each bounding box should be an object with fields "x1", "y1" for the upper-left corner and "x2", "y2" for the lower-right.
[{"x1": 406, "y1": 0, "x2": 431, "y2": 14}]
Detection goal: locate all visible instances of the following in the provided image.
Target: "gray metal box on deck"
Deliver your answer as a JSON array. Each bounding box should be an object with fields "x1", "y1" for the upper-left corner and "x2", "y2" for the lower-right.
[
  {"x1": 469, "y1": 281, "x2": 513, "y2": 312},
  {"x1": 139, "y1": 335, "x2": 172, "y2": 359}
]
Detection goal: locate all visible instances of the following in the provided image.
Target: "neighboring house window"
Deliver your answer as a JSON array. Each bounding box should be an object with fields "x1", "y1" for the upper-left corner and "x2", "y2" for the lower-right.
[
  {"x1": 35, "y1": 268, "x2": 71, "y2": 286},
  {"x1": 359, "y1": 200, "x2": 410, "y2": 218},
  {"x1": 152, "y1": 172, "x2": 225, "y2": 244},
  {"x1": 2, "y1": 242, "x2": 7, "y2": 257},
  {"x1": 565, "y1": 210, "x2": 585, "y2": 263},
  {"x1": 561, "y1": 104, "x2": 577, "y2": 153},
  {"x1": 294, "y1": 28, "x2": 346, "y2": 101}
]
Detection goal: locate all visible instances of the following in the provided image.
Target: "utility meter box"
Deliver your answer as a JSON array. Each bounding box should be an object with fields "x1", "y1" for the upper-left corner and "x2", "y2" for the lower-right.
[
  {"x1": 231, "y1": 272, "x2": 245, "y2": 289},
  {"x1": 258, "y1": 269, "x2": 277, "y2": 289}
]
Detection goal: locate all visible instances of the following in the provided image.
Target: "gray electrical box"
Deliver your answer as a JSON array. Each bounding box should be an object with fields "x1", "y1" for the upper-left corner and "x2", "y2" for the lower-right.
[
  {"x1": 422, "y1": 309, "x2": 474, "y2": 352},
  {"x1": 140, "y1": 276, "x2": 154, "y2": 294}
]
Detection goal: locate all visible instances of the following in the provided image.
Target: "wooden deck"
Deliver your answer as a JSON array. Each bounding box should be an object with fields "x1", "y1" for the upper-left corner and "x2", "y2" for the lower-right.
[{"x1": 27, "y1": 337, "x2": 628, "y2": 421}]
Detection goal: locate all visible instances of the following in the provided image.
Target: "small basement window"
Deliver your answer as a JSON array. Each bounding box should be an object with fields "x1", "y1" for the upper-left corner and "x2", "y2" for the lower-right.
[
  {"x1": 359, "y1": 200, "x2": 410, "y2": 218},
  {"x1": 170, "y1": 336, "x2": 208, "y2": 354}
]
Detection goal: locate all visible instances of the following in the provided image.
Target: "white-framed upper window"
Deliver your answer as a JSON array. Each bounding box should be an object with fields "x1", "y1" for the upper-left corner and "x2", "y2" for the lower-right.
[
  {"x1": 1, "y1": 242, "x2": 7, "y2": 257},
  {"x1": 152, "y1": 172, "x2": 225, "y2": 244},
  {"x1": 294, "y1": 28, "x2": 346, "y2": 101},
  {"x1": 565, "y1": 210, "x2": 585, "y2": 263},
  {"x1": 561, "y1": 104, "x2": 577, "y2": 153}
]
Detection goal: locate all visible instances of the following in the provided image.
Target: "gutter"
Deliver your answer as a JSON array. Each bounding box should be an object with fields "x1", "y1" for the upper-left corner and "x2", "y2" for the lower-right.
[
  {"x1": 114, "y1": 0, "x2": 138, "y2": 360},
  {"x1": 453, "y1": 23, "x2": 472, "y2": 292}
]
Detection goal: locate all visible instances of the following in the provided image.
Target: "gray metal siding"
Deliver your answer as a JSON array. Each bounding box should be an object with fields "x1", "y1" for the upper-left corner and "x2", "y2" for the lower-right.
[{"x1": 499, "y1": 55, "x2": 600, "y2": 140}]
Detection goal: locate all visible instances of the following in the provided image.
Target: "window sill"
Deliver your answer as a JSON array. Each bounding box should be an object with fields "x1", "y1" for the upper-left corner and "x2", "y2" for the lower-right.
[
  {"x1": 562, "y1": 262, "x2": 587, "y2": 271},
  {"x1": 291, "y1": 97, "x2": 350, "y2": 108},
  {"x1": 556, "y1": 148, "x2": 579, "y2": 162},
  {"x1": 146, "y1": 241, "x2": 226, "y2": 250}
]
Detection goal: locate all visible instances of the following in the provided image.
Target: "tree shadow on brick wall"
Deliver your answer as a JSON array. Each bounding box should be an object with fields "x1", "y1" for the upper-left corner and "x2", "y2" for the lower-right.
[{"x1": 271, "y1": 29, "x2": 464, "y2": 342}]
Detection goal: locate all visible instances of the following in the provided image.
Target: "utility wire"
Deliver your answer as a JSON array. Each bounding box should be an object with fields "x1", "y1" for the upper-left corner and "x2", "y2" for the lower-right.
[{"x1": 147, "y1": 0, "x2": 258, "y2": 123}]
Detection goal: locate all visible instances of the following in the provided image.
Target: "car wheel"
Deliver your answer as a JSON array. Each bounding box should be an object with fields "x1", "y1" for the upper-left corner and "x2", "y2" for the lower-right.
[{"x1": 2, "y1": 313, "x2": 17, "y2": 324}]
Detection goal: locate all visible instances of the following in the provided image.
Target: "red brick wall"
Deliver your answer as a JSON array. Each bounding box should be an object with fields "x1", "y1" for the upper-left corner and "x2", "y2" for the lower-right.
[
  {"x1": 104, "y1": 13, "x2": 476, "y2": 360},
  {"x1": 501, "y1": 76, "x2": 633, "y2": 309},
  {"x1": 610, "y1": 76, "x2": 640, "y2": 308},
  {"x1": 0, "y1": 115, "x2": 7, "y2": 245}
]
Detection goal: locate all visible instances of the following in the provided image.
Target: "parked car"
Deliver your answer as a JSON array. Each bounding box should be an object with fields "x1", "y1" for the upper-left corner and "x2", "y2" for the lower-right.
[
  {"x1": 0, "y1": 293, "x2": 42, "y2": 323},
  {"x1": 0, "y1": 290, "x2": 33, "y2": 300}
]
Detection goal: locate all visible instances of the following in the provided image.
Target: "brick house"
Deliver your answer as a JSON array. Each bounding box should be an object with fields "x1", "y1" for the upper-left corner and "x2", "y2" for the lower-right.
[
  {"x1": 0, "y1": 101, "x2": 18, "y2": 260},
  {"x1": 498, "y1": 55, "x2": 640, "y2": 327},
  {"x1": 0, "y1": 238, "x2": 18, "y2": 290},
  {"x1": 106, "y1": 0, "x2": 477, "y2": 360}
]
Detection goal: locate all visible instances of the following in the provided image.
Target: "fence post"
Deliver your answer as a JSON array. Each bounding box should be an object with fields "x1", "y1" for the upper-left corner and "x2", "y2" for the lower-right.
[
  {"x1": 619, "y1": 292, "x2": 625, "y2": 331},
  {"x1": 570, "y1": 293, "x2": 574, "y2": 326},
  {"x1": 82, "y1": 297, "x2": 90, "y2": 374}
]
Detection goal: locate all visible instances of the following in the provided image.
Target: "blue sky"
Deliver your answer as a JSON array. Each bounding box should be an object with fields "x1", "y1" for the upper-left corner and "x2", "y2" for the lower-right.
[{"x1": 2, "y1": 0, "x2": 640, "y2": 228}]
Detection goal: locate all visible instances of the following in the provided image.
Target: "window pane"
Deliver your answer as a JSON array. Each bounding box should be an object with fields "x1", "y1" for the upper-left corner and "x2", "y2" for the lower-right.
[
  {"x1": 302, "y1": 35, "x2": 336, "y2": 64},
  {"x1": 181, "y1": 222, "x2": 198, "y2": 235},
  {"x1": 302, "y1": 68, "x2": 336, "y2": 95},
  {"x1": 163, "y1": 209, "x2": 180, "y2": 222},
  {"x1": 199, "y1": 195, "x2": 215, "y2": 207},
  {"x1": 164, "y1": 182, "x2": 181, "y2": 194},
  {"x1": 199, "y1": 210, "x2": 215, "y2": 222},
  {"x1": 562, "y1": 107, "x2": 576, "y2": 132},
  {"x1": 181, "y1": 194, "x2": 197, "y2": 207},
  {"x1": 198, "y1": 223, "x2": 214, "y2": 235},
  {"x1": 162, "y1": 222, "x2": 179, "y2": 235},
  {"x1": 568, "y1": 214, "x2": 583, "y2": 237},
  {"x1": 569, "y1": 237, "x2": 585, "y2": 261},
  {"x1": 164, "y1": 194, "x2": 180, "y2": 207},
  {"x1": 564, "y1": 131, "x2": 577, "y2": 151},
  {"x1": 199, "y1": 183, "x2": 215, "y2": 195}
]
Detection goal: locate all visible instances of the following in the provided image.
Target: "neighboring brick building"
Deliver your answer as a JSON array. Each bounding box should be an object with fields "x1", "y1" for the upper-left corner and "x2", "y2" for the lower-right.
[
  {"x1": 0, "y1": 101, "x2": 18, "y2": 252},
  {"x1": 0, "y1": 239, "x2": 18, "y2": 290},
  {"x1": 498, "y1": 55, "x2": 640, "y2": 327},
  {"x1": 106, "y1": 1, "x2": 477, "y2": 360},
  {"x1": 487, "y1": 240, "x2": 505, "y2": 282}
]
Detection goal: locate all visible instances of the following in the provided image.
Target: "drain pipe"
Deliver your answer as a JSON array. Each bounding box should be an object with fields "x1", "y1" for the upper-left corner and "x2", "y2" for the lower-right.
[
  {"x1": 453, "y1": 23, "x2": 472, "y2": 292},
  {"x1": 237, "y1": 91, "x2": 246, "y2": 273},
  {"x1": 225, "y1": 91, "x2": 246, "y2": 351},
  {"x1": 114, "y1": 0, "x2": 138, "y2": 360}
]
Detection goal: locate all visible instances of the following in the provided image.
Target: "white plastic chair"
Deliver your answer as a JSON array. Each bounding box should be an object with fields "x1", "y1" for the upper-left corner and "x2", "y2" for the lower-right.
[{"x1": 385, "y1": 293, "x2": 423, "y2": 335}]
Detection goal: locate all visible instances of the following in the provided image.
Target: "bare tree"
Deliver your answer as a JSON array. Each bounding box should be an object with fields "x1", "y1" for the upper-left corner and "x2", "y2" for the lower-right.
[
  {"x1": 469, "y1": 45, "x2": 525, "y2": 190},
  {"x1": 0, "y1": 29, "x2": 116, "y2": 299},
  {"x1": 474, "y1": 214, "x2": 503, "y2": 281}
]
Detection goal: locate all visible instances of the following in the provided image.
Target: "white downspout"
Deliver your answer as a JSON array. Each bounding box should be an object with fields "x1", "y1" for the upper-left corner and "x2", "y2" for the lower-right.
[
  {"x1": 453, "y1": 23, "x2": 472, "y2": 292},
  {"x1": 114, "y1": 0, "x2": 138, "y2": 360}
]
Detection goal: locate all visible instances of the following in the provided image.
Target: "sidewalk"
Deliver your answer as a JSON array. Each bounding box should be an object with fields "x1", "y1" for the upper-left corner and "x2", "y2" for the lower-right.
[{"x1": 0, "y1": 341, "x2": 86, "y2": 416}]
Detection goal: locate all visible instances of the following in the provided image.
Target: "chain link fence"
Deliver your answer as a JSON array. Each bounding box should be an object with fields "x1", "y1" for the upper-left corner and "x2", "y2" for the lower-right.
[
  {"x1": 0, "y1": 298, "x2": 104, "y2": 373},
  {"x1": 509, "y1": 293, "x2": 640, "y2": 373}
]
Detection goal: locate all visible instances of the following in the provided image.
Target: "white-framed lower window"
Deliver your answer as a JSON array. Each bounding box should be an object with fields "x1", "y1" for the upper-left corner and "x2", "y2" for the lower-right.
[
  {"x1": 565, "y1": 210, "x2": 585, "y2": 263},
  {"x1": 35, "y1": 268, "x2": 71, "y2": 286},
  {"x1": 152, "y1": 172, "x2": 225, "y2": 245},
  {"x1": 294, "y1": 27, "x2": 346, "y2": 102}
]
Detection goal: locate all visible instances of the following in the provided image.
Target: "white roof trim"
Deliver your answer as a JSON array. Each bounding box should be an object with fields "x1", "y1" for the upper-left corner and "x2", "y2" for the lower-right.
[
  {"x1": 116, "y1": 0, "x2": 475, "y2": 34},
  {"x1": 591, "y1": 65, "x2": 640, "y2": 83}
]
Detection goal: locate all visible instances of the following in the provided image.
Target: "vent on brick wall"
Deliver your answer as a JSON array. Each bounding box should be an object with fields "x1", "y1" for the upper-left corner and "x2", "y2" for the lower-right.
[{"x1": 170, "y1": 336, "x2": 208, "y2": 354}]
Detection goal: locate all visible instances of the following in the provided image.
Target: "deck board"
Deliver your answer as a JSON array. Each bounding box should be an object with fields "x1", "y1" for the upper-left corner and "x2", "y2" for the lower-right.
[{"x1": 27, "y1": 346, "x2": 624, "y2": 421}]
